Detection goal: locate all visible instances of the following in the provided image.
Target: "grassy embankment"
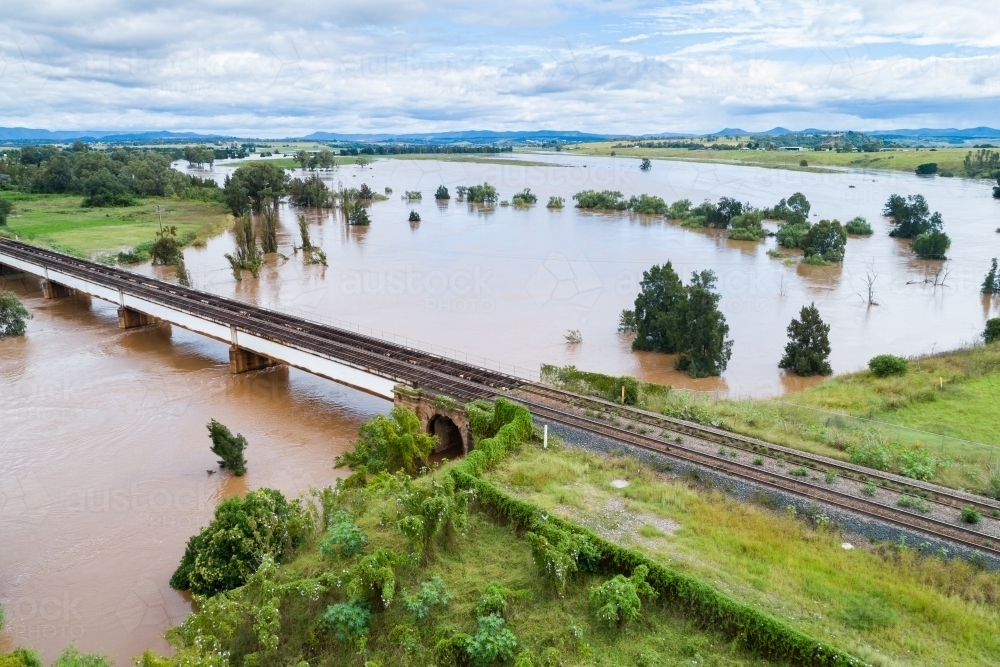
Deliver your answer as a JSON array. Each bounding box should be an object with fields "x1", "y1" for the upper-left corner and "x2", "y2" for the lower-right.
[
  {"x1": 0, "y1": 192, "x2": 230, "y2": 260},
  {"x1": 484, "y1": 443, "x2": 1000, "y2": 667},
  {"x1": 562, "y1": 142, "x2": 982, "y2": 177},
  {"x1": 542, "y1": 342, "x2": 1000, "y2": 496}
]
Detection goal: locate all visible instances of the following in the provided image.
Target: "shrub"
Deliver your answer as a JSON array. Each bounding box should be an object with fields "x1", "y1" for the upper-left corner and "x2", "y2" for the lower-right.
[
  {"x1": 465, "y1": 614, "x2": 518, "y2": 667},
  {"x1": 435, "y1": 185, "x2": 450, "y2": 200},
  {"x1": 396, "y1": 475, "x2": 470, "y2": 560},
  {"x1": 847, "y1": 435, "x2": 892, "y2": 471},
  {"x1": 335, "y1": 407, "x2": 437, "y2": 476},
  {"x1": 0, "y1": 291, "x2": 32, "y2": 338},
  {"x1": 844, "y1": 216, "x2": 873, "y2": 235},
  {"x1": 573, "y1": 190, "x2": 628, "y2": 210},
  {"x1": 408, "y1": 210, "x2": 421, "y2": 222},
  {"x1": 589, "y1": 565, "x2": 657, "y2": 628},
  {"x1": 982, "y1": 258, "x2": 1000, "y2": 294},
  {"x1": 775, "y1": 221, "x2": 811, "y2": 249},
  {"x1": 898, "y1": 448, "x2": 935, "y2": 481},
  {"x1": 169, "y1": 488, "x2": 311, "y2": 596},
  {"x1": 511, "y1": 188, "x2": 537, "y2": 206},
  {"x1": 464, "y1": 183, "x2": 499, "y2": 204},
  {"x1": 402, "y1": 575, "x2": 453, "y2": 620},
  {"x1": 346, "y1": 548, "x2": 401, "y2": 608},
  {"x1": 405, "y1": 190, "x2": 422, "y2": 200},
  {"x1": 727, "y1": 211, "x2": 767, "y2": 241},
  {"x1": 628, "y1": 194, "x2": 668, "y2": 215},
  {"x1": 319, "y1": 510, "x2": 368, "y2": 559},
  {"x1": 321, "y1": 601, "x2": 372, "y2": 642},
  {"x1": 862, "y1": 481, "x2": 877, "y2": 496},
  {"x1": 0, "y1": 648, "x2": 43, "y2": 667},
  {"x1": 915, "y1": 162, "x2": 938, "y2": 175},
  {"x1": 612, "y1": 375, "x2": 640, "y2": 406},
  {"x1": 868, "y1": 354, "x2": 907, "y2": 377},
  {"x1": 475, "y1": 582, "x2": 515, "y2": 619},
  {"x1": 960, "y1": 506, "x2": 982, "y2": 524},
  {"x1": 640, "y1": 158, "x2": 652, "y2": 171},
  {"x1": 799, "y1": 159, "x2": 808, "y2": 167},
  {"x1": 825, "y1": 470, "x2": 837, "y2": 483},
  {"x1": 801, "y1": 219, "x2": 847, "y2": 262},
  {"x1": 525, "y1": 528, "x2": 599, "y2": 596},
  {"x1": 546, "y1": 196, "x2": 564, "y2": 209},
  {"x1": 985, "y1": 318, "x2": 1000, "y2": 344},
  {"x1": 206, "y1": 419, "x2": 248, "y2": 476},
  {"x1": 897, "y1": 494, "x2": 931, "y2": 512},
  {"x1": 911, "y1": 230, "x2": 951, "y2": 259}
]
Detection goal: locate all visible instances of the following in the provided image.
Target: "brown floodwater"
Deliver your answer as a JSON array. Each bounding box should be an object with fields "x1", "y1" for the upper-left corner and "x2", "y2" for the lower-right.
[{"x1": 2, "y1": 153, "x2": 1000, "y2": 663}]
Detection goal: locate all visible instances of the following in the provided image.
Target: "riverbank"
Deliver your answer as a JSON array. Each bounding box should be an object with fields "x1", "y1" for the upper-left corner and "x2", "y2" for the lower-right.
[
  {"x1": 559, "y1": 143, "x2": 991, "y2": 178},
  {"x1": 0, "y1": 193, "x2": 231, "y2": 260},
  {"x1": 229, "y1": 153, "x2": 558, "y2": 169}
]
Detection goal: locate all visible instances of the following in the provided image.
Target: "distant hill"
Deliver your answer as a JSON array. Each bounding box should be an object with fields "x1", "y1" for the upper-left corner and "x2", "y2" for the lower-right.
[
  {"x1": 870, "y1": 127, "x2": 1000, "y2": 139},
  {"x1": 301, "y1": 129, "x2": 611, "y2": 143},
  {"x1": 0, "y1": 127, "x2": 231, "y2": 142}
]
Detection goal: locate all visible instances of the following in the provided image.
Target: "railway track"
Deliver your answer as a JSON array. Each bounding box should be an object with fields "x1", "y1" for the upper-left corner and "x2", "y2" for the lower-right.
[{"x1": 4, "y1": 237, "x2": 999, "y2": 558}]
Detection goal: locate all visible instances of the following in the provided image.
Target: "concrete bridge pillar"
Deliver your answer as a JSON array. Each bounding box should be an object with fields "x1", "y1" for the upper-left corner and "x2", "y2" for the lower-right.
[
  {"x1": 229, "y1": 346, "x2": 276, "y2": 374},
  {"x1": 42, "y1": 280, "x2": 74, "y2": 299},
  {"x1": 118, "y1": 307, "x2": 158, "y2": 329},
  {"x1": 393, "y1": 385, "x2": 471, "y2": 454}
]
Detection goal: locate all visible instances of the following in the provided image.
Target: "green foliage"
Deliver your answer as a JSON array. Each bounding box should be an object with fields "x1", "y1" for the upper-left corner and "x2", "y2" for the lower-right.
[
  {"x1": 675, "y1": 271, "x2": 733, "y2": 377},
  {"x1": 639, "y1": 158, "x2": 652, "y2": 170},
  {"x1": 223, "y1": 162, "x2": 288, "y2": 215},
  {"x1": 475, "y1": 582, "x2": 514, "y2": 619},
  {"x1": 911, "y1": 230, "x2": 950, "y2": 259},
  {"x1": 546, "y1": 196, "x2": 564, "y2": 209},
  {"x1": 81, "y1": 167, "x2": 136, "y2": 207},
  {"x1": 628, "y1": 194, "x2": 668, "y2": 215},
  {"x1": 408, "y1": 210, "x2": 421, "y2": 222},
  {"x1": 465, "y1": 614, "x2": 518, "y2": 667},
  {"x1": 297, "y1": 214, "x2": 313, "y2": 250},
  {"x1": 460, "y1": 398, "x2": 534, "y2": 477},
  {"x1": 847, "y1": 434, "x2": 892, "y2": 471},
  {"x1": 0, "y1": 198, "x2": 14, "y2": 224},
  {"x1": 630, "y1": 262, "x2": 685, "y2": 353},
  {"x1": 321, "y1": 601, "x2": 372, "y2": 642},
  {"x1": 984, "y1": 318, "x2": 1000, "y2": 344},
  {"x1": 982, "y1": 258, "x2": 1000, "y2": 294},
  {"x1": 396, "y1": 475, "x2": 470, "y2": 560},
  {"x1": 961, "y1": 506, "x2": 982, "y2": 524},
  {"x1": 525, "y1": 528, "x2": 599, "y2": 596},
  {"x1": 898, "y1": 448, "x2": 936, "y2": 481},
  {"x1": 288, "y1": 173, "x2": 333, "y2": 207},
  {"x1": 915, "y1": 162, "x2": 938, "y2": 175},
  {"x1": 225, "y1": 215, "x2": 262, "y2": 280},
  {"x1": 801, "y1": 219, "x2": 847, "y2": 262},
  {"x1": 463, "y1": 183, "x2": 499, "y2": 204},
  {"x1": 405, "y1": 190, "x2": 422, "y2": 200},
  {"x1": 435, "y1": 185, "x2": 450, "y2": 200},
  {"x1": 617, "y1": 308, "x2": 636, "y2": 333},
  {"x1": 764, "y1": 192, "x2": 810, "y2": 223},
  {"x1": 779, "y1": 303, "x2": 832, "y2": 376},
  {"x1": 841, "y1": 597, "x2": 898, "y2": 631},
  {"x1": 51, "y1": 646, "x2": 112, "y2": 667},
  {"x1": 868, "y1": 354, "x2": 907, "y2": 377},
  {"x1": 612, "y1": 375, "x2": 640, "y2": 406},
  {"x1": 589, "y1": 565, "x2": 657, "y2": 628},
  {"x1": 319, "y1": 510, "x2": 368, "y2": 559},
  {"x1": 335, "y1": 406, "x2": 437, "y2": 476},
  {"x1": 349, "y1": 203, "x2": 372, "y2": 226},
  {"x1": 0, "y1": 291, "x2": 32, "y2": 338},
  {"x1": 402, "y1": 576, "x2": 453, "y2": 620},
  {"x1": 843, "y1": 216, "x2": 873, "y2": 235},
  {"x1": 727, "y1": 210, "x2": 766, "y2": 241},
  {"x1": 347, "y1": 548, "x2": 401, "y2": 608},
  {"x1": 207, "y1": 418, "x2": 248, "y2": 475},
  {"x1": 896, "y1": 494, "x2": 931, "y2": 512},
  {"x1": 169, "y1": 488, "x2": 311, "y2": 596},
  {"x1": 260, "y1": 204, "x2": 279, "y2": 254},
  {"x1": 883, "y1": 194, "x2": 942, "y2": 238},
  {"x1": 0, "y1": 648, "x2": 43, "y2": 667},
  {"x1": 668, "y1": 198, "x2": 691, "y2": 219},
  {"x1": 511, "y1": 189, "x2": 537, "y2": 206},
  {"x1": 775, "y1": 221, "x2": 811, "y2": 249},
  {"x1": 573, "y1": 189, "x2": 628, "y2": 210},
  {"x1": 149, "y1": 224, "x2": 182, "y2": 265}
]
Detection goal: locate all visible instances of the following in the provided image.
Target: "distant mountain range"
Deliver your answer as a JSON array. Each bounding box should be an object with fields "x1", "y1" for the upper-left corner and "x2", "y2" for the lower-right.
[{"x1": 2, "y1": 126, "x2": 999, "y2": 144}]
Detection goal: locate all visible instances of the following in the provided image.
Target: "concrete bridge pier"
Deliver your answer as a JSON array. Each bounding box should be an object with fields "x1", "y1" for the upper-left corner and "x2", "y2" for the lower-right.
[
  {"x1": 229, "y1": 346, "x2": 277, "y2": 374},
  {"x1": 393, "y1": 385, "x2": 471, "y2": 455},
  {"x1": 118, "y1": 307, "x2": 158, "y2": 329},
  {"x1": 42, "y1": 280, "x2": 74, "y2": 299}
]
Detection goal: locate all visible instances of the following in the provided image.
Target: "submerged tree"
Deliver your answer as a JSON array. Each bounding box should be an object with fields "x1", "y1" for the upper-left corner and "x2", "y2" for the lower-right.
[
  {"x1": 0, "y1": 291, "x2": 32, "y2": 337},
  {"x1": 630, "y1": 262, "x2": 686, "y2": 354},
  {"x1": 675, "y1": 270, "x2": 733, "y2": 378},
  {"x1": 639, "y1": 158, "x2": 652, "y2": 171},
  {"x1": 335, "y1": 407, "x2": 437, "y2": 477},
  {"x1": 297, "y1": 214, "x2": 314, "y2": 250},
  {"x1": 223, "y1": 162, "x2": 289, "y2": 216},
  {"x1": 207, "y1": 419, "x2": 248, "y2": 476},
  {"x1": 150, "y1": 225, "x2": 182, "y2": 265},
  {"x1": 779, "y1": 303, "x2": 832, "y2": 376},
  {"x1": 883, "y1": 194, "x2": 943, "y2": 238},
  {"x1": 434, "y1": 185, "x2": 450, "y2": 200},
  {"x1": 260, "y1": 204, "x2": 279, "y2": 254},
  {"x1": 801, "y1": 219, "x2": 848, "y2": 263},
  {"x1": 225, "y1": 215, "x2": 262, "y2": 280},
  {"x1": 982, "y1": 258, "x2": 1000, "y2": 295}
]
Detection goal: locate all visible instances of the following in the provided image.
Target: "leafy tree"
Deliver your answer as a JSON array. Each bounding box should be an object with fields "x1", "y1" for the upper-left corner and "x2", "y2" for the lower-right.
[
  {"x1": 779, "y1": 303, "x2": 832, "y2": 376},
  {"x1": 983, "y1": 258, "x2": 1000, "y2": 294},
  {"x1": 589, "y1": 565, "x2": 657, "y2": 628},
  {"x1": 630, "y1": 262, "x2": 686, "y2": 353},
  {"x1": 844, "y1": 216, "x2": 873, "y2": 235},
  {"x1": 288, "y1": 173, "x2": 332, "y2": 207},
  {"x1": 358, "y1": 183, "x2": 375, "y2": 200},
  {"x1": 465, "y1": 183, "x2": 499, "y2": 204},
  {"x1": 675, "y1": 270, "x2": 733, "y2": 378},
  {"x1": 335, "y1": 406, "x2": 437, "y2": 476},
  {"x1": 169, "y1": 488, "x2": 311, "y2": 596},
  {"x1": 51, "y1": 646, "x2": 112, "y2": 667},
  {"x1": 260, "y1": 204, "x2": 279, "y2": 254},
  {"x1": 465, "y1": 614, "x2": 518, "y2": 667},
  {"x1": 408, "y1": 210, "x2": 421, "y2": 222},
  {"x1": 223, "y1": 163, "x2": 288, "y2": 215},
  {"x1": 727, "y1": 210, "x2": 766, "y2": 241},
  {"x1": 297, "y1": 214, "x2": 313, "y2": 250},
  {"x1": 628, "y1": 193, "x2": 668, "y2": 214},
  {"x1": 985, "y1": 318, "x2": 1000, "y2": 344},
  {"x1": 573, "y1": 189, "x2": 628, "y2": 210},
  {"x1": 713, "y1": 197, "x2": 747, "y2": 227},
  {"x1": 639, "y1": 158, "x2": 652, "y2": 171},
  {"x1": 911, "y1": 230, "x2": 950, "y2": 259},
  {"x1": 787, "y1": 191, "x2": 811, "y2": 218},
  {"x1": 883, "y1": 194, "x2": 942, "y2": 238},
  {"x1": 765, "y1": 192, "x2": 810, "y2": 224},
  {"x1": 435, "y1": 185, "x2": 450, "y2": 200},
  {"x1": 294, "y1": 150, "x2": 311, "y2": 169},
  {"x1": 149, "y1": 225, "x2": 182, "y2": 265},
  {"x1": 0, "y1": 291, "x2": 32, "y2": 338},
  {"x1": 994, "y1": 177, "x2": 1000, "y2": 199},
  {"x1": 349, "y1": 204, "x2": 371, "y2": 226},
  {"x1": 207, "y1": 419, "x2": 248, "y2": 475},
  {"x1": 775, "y1": 220, "x2": 811, "y2": 249},
  {"x1": 511, "y1": 188, "x2": 537, "y2": 206},
  {"x1": 915, "y1": 163, "x2": 938, "y2": 175},
  {"x1": 546, "y1": 196, "x2": 564, "y2": 209},
  {"x1": 0, "y1": 647, "x2": 43, "y2": 667},
  {"x1": 0, "y1": 198, "x2": 13, "y2": 225},
  {"x1": 81, "y1": 167, "x2": 135, "y2": 207},
  {"x1": 801, "y1": 219, "x2": 847, "y2": 262}
]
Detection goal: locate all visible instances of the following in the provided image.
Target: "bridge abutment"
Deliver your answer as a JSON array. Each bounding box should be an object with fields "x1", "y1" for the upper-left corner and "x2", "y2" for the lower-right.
[
  {"x1": 42, "y1": 280, "x2": 74, "y2": 299},
  {"x1": 393, "y1": 385, "x2": 471, "y2": 454},
  {"x1": 118, "y1": 307, "x2": 158, "y2": 329},
  {"x1": 229, "y1": 346, "x2": 277, "y2": 374}
]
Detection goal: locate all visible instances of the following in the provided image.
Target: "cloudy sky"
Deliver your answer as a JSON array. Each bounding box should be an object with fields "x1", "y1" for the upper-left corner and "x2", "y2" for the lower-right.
[{"x1": 2, "y1": 0, "x2": 999, "y2": 135}]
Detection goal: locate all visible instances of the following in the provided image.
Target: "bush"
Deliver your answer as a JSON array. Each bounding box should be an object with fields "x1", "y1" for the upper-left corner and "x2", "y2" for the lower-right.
[
  {"x1": 727, "y1": 211, "x2": 766, "y2": 241},
  {"x1": 799, "y1": 159, "x2": 808, "y2": 167},
  {"x1": 589, "y1": 565, "x2": 657, "y2": 628},
  {"x1": 801, "y1": 219, "x2": 847, "y2": 262},
  {"x1": 911, "y1": 230, "x2": 950, "y2": 259},
  {"x1": 465, "y1": 614, "x2": 518, "y2": 667},
  {"x1": 396, "y1": 475, "x2": 470, "y2": 560},
  {"x1": 511, "y1": 188, "x2": 537, "y2": 206},
  {"x1": 0, "y1": 648, "x2": 43, "y2": 667},
  {"x1": 546, "y1": 196, "x2": 564, "y2": 209},
  {"x1": 321, "y1": 601, "x2": 371, "y2": 642},
  {"x1": 318, "y1": 510, "x2": 368, "y2": 559},
  {"x1": 640, "y1": 158, "x2": 652, "y2": 170},
  {"x1": 915, "y1": 162, "x2": 938, "y2": 175},
  {"x1": 408, "y1": 210, "x2": 421, "y2": 222},
  {"x1": 435, "y1": 185, "x2": 450, "y2": 200},
  {"x1": 475, "y1": 582, "x2": 515, "y2": 619},
  {"x1": 347, "y1": 548, "x2": 401, "y2": 608},
  {"x1": 868, "y1": 354, "x2": 907, "y2": 377},
  {"x1": 961, "y1": 506, "x2": 982, "y2": 524},
  {"x1": 169, "y1": 488, "x2": 311, "y2": 596},
  {"x1": 775, "y1": 221, "x2": 811, "y2": 249},
  {"x1": 404, "y1": 190, "x2": 422, "y2": 200},
  {"x1": 51, "y1": 646, "x2": 112, "y2": 667},
  {"x1": 898, "y1": 448, "x2": 935, "y2": 481},
  {"x1": 985, "y1": 318, "x2": 1000, "y2": 344},
  {"x1": 847, "y1": 435, "x2": 892, "y2": 471},
  {"x1": 0, "y1": 291, "x2": 32, "y2": 338},
  {"x1": 464, "y1": 183, "x2": 498, "y2": 204},
  {"x1": 897, "y1": 494, "x2": 931, "y2": 512},
  {"x1": 843, "y1": 216, "x2": 873, "y2": 235},
  {"x1": 335, "y1": 407, "x2": 437, "y2": 476},
  {"x1": 402, "y1": 575, "x2": 453, "y2": 620},
  {"x1": 628, "y1": 194, "x2": 668, "y2": 215},
  {"x1": 573, "y1": 190, "x2": 628, "y2": 210},
  {"x1": 207, "y1": 419, "x2": 248, "y2": 476},
  {"x1": 982, "y1": 258, "x2": 1000, "y2": 294}
]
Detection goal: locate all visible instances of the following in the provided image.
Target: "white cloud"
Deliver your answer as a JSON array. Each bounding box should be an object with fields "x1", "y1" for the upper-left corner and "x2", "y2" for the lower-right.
[{"x1": 0, "y1": 0, "x2": 997, "y2": 134}]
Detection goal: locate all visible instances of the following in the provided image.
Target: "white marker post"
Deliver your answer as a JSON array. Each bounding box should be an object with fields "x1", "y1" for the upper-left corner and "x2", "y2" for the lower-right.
[{"x1": 543, "y1": 425, "x2": 548, "y2": 449}]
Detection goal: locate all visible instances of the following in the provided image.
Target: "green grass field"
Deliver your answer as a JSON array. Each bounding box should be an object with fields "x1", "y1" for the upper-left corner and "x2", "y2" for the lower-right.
[
  {"x1": 562, "y1": 142, "x2": 985, "y2": 177},
  {"x1": 0, "y1": 192, "x2": 230, "y2": 259},
  {"x1": 484, "y1": 443, "x2": 1000, "y2": 667}
]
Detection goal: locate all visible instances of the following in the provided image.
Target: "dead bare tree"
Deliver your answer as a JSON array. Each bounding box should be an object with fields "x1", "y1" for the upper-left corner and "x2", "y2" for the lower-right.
[{"x1": 858, "y1": 258, "x2": 878, "y2": 306}]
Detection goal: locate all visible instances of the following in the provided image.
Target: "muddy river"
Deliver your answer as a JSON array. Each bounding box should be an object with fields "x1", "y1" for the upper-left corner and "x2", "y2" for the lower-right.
[{"x1": 2, "y1": 153, "x2": 999, "y2": 663}]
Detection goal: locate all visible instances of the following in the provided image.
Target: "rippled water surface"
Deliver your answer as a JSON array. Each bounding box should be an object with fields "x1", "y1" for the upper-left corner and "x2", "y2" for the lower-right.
[{"x1": 2, "y1": 153, "x2": 999, "y2": 663}]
